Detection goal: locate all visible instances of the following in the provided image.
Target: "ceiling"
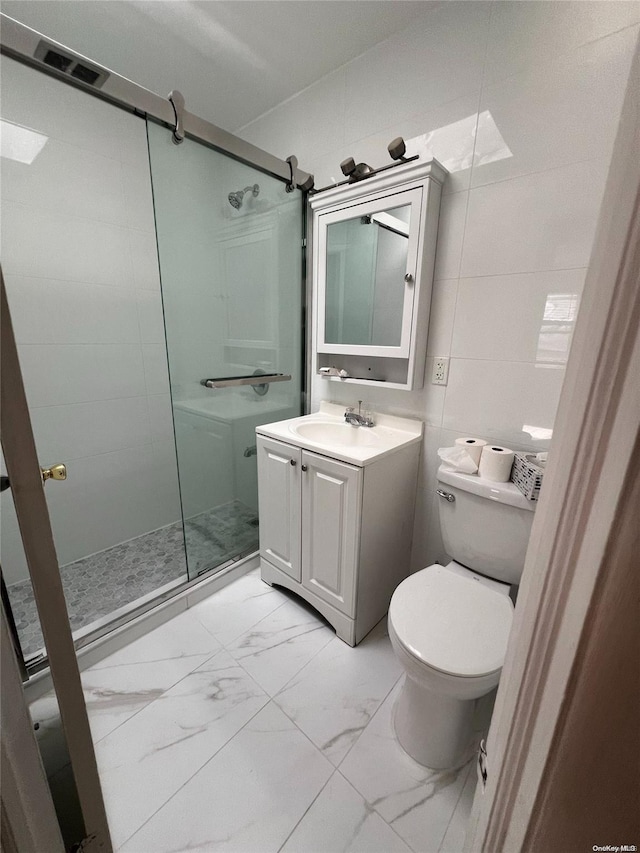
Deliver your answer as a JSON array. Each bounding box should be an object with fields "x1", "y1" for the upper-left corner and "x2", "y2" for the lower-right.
[{"x1": 1, "y1": 1, "x2": 438, "y2": 131}]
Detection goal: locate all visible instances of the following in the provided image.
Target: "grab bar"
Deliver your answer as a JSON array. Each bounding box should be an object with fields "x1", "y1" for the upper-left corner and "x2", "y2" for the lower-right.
[{"x1": 201, "y1": 373, "x2": 291, "y2": 389}]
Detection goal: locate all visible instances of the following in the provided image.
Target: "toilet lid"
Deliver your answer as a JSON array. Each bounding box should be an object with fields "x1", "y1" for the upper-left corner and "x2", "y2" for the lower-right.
[{"x1": 389, "y1": 565, "x2": 513, "y2": 678}]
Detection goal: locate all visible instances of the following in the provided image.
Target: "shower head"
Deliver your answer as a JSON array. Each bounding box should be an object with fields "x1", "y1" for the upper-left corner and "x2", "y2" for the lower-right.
[{"x1": 228, "y1": 184, "x2": 260, "y2": 209}]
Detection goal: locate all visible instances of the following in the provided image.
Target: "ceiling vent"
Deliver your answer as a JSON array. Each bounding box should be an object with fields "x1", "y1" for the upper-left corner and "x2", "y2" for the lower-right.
[{"x1": 33, "y1": 40, "x2": 109, "y2": 89}]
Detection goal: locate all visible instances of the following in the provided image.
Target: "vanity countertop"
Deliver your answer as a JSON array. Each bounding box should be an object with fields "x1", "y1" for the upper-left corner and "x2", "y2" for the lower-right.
[{"x1": 255, "y1": 401, "x2": 423, "y2": 467}]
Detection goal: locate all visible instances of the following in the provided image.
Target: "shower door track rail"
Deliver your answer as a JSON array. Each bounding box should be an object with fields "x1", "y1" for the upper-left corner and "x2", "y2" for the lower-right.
[
  {"x1": 24, "y1": 549, "x2": 259, "y2": 680},
  {"x1": 0, "y1": 14, "x2": 314, "y2": 189}
]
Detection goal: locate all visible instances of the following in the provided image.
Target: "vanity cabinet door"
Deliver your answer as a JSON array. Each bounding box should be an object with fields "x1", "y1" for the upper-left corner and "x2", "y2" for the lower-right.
[
  {"x1": 301, "y1": 451, "x2": 362, "y2": 617},
  {"x1": 257, "y1": 437, "x2": 301, "y2": 581}
]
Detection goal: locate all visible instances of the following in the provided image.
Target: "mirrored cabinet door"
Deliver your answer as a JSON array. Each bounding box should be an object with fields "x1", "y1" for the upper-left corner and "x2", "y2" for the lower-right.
[{"x1": 317, "y1": 187, "x2": 423, "y2": 358}]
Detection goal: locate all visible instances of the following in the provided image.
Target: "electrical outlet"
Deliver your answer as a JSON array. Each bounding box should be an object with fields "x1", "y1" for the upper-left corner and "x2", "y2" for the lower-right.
[{"x1": 432, "y1": 356, "x2": 449, "y2": 385}]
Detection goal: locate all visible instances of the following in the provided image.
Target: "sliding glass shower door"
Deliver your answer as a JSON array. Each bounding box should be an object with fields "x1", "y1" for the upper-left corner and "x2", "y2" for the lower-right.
[
  {"x1": 0, "y1": 55, "x2": 189, "y2": 665},
  {"x1": 146, "y1": 123, "x2": 304, "y2": 579}
]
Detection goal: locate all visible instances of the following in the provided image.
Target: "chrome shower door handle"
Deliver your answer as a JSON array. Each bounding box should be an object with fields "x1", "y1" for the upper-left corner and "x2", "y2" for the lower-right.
[
  {"x1": 201, "y1": 373, "x2": 291, "y2": 389},
  {"x1": 436, "y1": 488, "x2": 455, "y2": 503}
]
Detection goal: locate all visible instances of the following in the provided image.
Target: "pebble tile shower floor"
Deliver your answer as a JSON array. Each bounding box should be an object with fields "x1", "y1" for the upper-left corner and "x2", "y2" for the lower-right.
[
  {"x1": 31, "y1": 569, "x2": 478, "y2": 852},
  {"x1": 9, "y1": 501, "x2": 258, "y2": 657}
]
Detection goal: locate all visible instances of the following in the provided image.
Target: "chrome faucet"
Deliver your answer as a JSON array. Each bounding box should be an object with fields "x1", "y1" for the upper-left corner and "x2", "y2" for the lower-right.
[{"x1": 344, "y1": 401, "x2": 374, "y2": 427}]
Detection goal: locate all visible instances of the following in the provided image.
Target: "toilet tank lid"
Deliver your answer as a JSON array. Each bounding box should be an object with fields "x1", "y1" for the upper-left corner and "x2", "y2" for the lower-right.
[{"x1": 438, "y1": 465, "x2": 535, "y2": 512}]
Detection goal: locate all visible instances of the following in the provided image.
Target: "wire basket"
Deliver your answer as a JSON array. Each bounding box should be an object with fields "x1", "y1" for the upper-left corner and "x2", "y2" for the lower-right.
[{"x1": 511, "y1": 452, "x2": 545, "y2": 502}]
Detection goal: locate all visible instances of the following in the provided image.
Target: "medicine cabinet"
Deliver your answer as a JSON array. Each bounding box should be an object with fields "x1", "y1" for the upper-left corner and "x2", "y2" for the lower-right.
[{"x1": 310, "y1": 159, "x2": 447, "y2": 390}]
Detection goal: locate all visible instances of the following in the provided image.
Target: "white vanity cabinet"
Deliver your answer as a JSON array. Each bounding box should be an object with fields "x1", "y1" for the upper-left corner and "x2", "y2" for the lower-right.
[{"x1": 256, "y1": 425, "x2": 420, "y2": 646}]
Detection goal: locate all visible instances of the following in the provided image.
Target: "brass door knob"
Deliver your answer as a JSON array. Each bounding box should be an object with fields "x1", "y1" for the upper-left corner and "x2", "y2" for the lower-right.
[{"x1": 41, "y1": 463, "x2": 67, "y2": 484}]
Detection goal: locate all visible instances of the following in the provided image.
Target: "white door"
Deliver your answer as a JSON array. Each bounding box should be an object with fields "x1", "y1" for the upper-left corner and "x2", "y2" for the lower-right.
[
  {"x1": 257, "y1": 437, "x2": 301, "y2": 581},
  {"x1": 301, "y1": 451, "x2": 361, "y2": 616}
]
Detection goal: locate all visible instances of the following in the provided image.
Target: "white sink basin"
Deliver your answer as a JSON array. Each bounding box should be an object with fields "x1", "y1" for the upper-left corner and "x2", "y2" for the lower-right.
[
  {"x1": 256, "y1": 402, "x2": 423, "y2": 467},
  {"x1": 292, "y1": 421, "x2": 381, "y2": 447}
]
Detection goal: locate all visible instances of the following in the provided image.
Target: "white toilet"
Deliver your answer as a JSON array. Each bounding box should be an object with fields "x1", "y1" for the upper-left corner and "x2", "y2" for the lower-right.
[{"x1": 388, "y1": 464, "x2": 535, "y2": 769}]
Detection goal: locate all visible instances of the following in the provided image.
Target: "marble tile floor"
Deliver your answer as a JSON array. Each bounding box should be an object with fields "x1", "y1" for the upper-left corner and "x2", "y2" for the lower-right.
[
  {"x1": 31, "y1": 569, "x2": 478, "y2": 853},
  {"x1": 9, "y1": 501, "x2": 258, "y2": 658}
]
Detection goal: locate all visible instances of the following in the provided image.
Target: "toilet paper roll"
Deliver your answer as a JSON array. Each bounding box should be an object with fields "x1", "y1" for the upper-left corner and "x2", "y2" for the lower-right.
[
  {"x1": 479, "y1": 445, "x2": 515, "y2": 482},
  {"x1": 454, "y1": 437, "x2": 487, "y2": 467}
]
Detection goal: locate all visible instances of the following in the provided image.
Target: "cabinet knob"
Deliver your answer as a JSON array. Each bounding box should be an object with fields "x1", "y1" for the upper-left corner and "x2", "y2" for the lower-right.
[
  {"x1": 301, "y1": 464, "x2": 308, "y2": 472},
  {"x1": 290, "y1": 459, "x2": 296, "y2": 466},
  {"x1": 404, "y1": 272, "x2": 414, "y2": 284}
]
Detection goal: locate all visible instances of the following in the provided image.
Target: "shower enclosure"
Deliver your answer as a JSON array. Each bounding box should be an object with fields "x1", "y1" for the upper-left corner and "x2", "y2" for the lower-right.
[{"x1": 0, "y1": 34, "x2": 306, "y2": 676}]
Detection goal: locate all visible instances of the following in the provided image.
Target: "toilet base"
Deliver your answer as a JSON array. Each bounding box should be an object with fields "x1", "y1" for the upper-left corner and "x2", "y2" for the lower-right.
[{"x1": 393, "y1": 674, "x2": 475, "y2": 769}]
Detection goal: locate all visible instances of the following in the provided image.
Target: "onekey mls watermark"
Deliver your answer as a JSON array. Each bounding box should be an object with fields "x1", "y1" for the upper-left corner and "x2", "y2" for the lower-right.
[{"x1": 593, "y1": 846, "x2": 637, "y2": 852}]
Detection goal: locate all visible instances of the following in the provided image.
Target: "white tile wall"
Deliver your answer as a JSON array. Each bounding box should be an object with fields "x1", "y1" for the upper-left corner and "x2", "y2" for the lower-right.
[
  {"x1": 2, "y1": 202, "x2": 134, "y2": 286},
  {"x1": 0, "y1": 56, "x2": 181, "y2": 584},
  {"x1": 460, "y1": 159, "x2": 610, "y2": 277},
  {"x1": 482, "y1": 0, "x2": 640, "y2": 84},
  {"x1": 341, "y1": 2, "x2": 492, "y2": 145},
  {"x1": 472, "y1": 25, "x2": 639, "y2": 187},
  {"x1": 451, "y1": 270, "x2": 586, "y2": 363},
  {"x1": 238, "y1": 1, "x2": 640, "y2": 570}
]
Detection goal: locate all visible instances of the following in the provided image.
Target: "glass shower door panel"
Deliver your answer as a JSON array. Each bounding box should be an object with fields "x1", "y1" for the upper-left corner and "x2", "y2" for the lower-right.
[
  {"x1": 146, "y1": 123, "x2": 304, "y2": 579},
  {"x1": 0, "y1": 56, "x2": 187, "y2": 661}
]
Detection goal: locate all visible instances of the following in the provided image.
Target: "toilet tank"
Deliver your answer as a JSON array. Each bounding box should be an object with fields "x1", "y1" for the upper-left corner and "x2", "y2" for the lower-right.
[{"x1": 436, "y1": 465, "x2": 535, "y2": 585}]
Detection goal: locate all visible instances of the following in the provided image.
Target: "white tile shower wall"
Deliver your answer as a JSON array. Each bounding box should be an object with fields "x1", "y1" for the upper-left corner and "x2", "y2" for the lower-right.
[
  {"x1": 0, "y1": 57, "x2": 181, "y2": 585},
  {"x1": 238, "y1": 1, "x2": 640, "y2": 569}
]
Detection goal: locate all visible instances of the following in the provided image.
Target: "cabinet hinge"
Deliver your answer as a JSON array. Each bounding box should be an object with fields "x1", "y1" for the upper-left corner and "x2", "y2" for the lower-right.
[{"x1": 301, "y1": 237, "x2": 307, "y2": 248}]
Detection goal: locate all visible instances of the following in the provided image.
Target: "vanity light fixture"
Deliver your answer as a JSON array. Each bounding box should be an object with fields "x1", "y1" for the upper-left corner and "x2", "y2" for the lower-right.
[
  {"x1": 340, "y1": 156, "x2": 374, "y2": 182},
  {"x1": 387, "y1": 136, "x2": 409, "y2": 162},
  {"x1": 315, "y1": 139, "x2": 420, "y2": 195}
]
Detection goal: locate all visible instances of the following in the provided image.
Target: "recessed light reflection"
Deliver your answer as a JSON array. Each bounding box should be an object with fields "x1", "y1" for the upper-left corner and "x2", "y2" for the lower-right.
[
  {"x1": 407, "y1": 110, "x2": 512, "y2": 173},
  {"x1": 0, "y1": 120, "x2": 48, "y2": 165}
]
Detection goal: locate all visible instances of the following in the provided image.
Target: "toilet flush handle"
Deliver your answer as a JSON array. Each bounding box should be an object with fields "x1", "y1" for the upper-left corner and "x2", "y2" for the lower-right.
[{"x1": 436, "y1": 488, "x2": 455, "y2": 503}]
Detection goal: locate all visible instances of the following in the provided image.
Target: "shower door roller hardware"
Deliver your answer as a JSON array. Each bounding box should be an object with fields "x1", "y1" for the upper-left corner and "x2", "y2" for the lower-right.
[
  {"x1": 41, "y1": 463, "x2": 67, "y2": 484},
  {"x1": 436, "y1": 488, "x2": 455, "y2": 502},
  {"x1": 404, "y1": 273, "x2": 414, "y2": 284},
  {"x1": 285, "y1": 155, "x2": 315, "y2": 193},
  {"x1": 477, "y1": 739, "x2": 488, "y2": 791},
  {"x1": 286, "y1": 155, "x2": 298, "y2": 193},
  {"x1": 168, "y1": 90, "x2": 185, "y2": 144}
]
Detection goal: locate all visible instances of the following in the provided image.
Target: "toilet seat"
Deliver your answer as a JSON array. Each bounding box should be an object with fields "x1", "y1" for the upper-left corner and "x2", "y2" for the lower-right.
[{"x1": 389, "y1": 563, "x2": 514, "y2": 679}]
